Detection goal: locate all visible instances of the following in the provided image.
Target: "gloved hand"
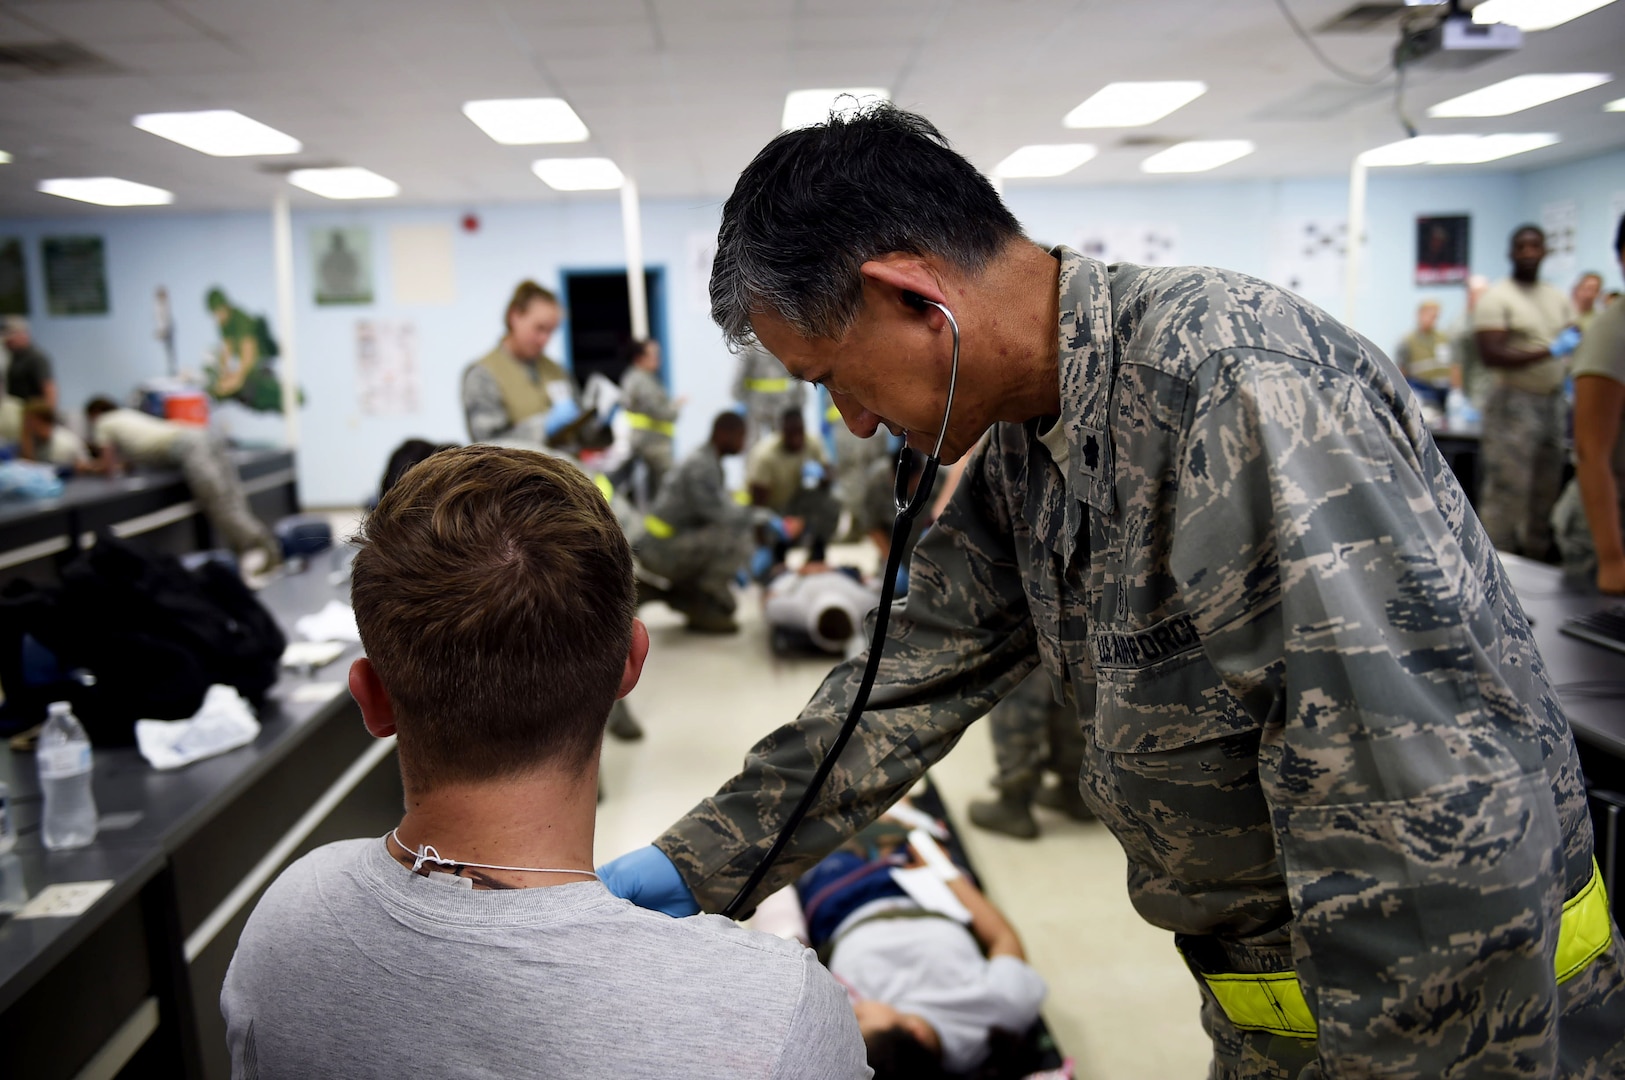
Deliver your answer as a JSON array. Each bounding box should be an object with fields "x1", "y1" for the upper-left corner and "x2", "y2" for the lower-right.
[
  {"x1": 596, "y1": 845, "x2": 700, "y2": 917},
  {"x1": 1550, "y1": 326, "x2": 1582, "y2": 360},
  {"x1": 543, "y1": 397, "x2": 584, "y2": 438}
]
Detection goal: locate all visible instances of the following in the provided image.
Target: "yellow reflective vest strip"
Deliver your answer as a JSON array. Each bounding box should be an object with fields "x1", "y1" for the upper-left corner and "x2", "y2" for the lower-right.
[
  {"x1": 642, "y1": 514, "x2": 674, "y2": 539},
  {"x1": 744, "y1": 377, "x2": 790, "y2": 393},
  {"x1": 625, "y1": 412, "x2": 676, "y2": 436},
  {"x1": 732, "y1": 489, "x2": 751, "y2": 506},
  {"x1": 825, "y1": 404, "x2": 842, "y2": 423},
  {"x1": 593, "y1": 473, "x2": 614, "y2": 502},
  {"x1": 1196, "y1": 859, "x2": 1611, "y2": 1040}
]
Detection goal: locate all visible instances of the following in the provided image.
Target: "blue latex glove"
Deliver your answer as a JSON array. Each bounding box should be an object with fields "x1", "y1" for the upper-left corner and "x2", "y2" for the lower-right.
[
  {"x1": 542, "y1": 397, "x2": 584, "y2": 438},
  {"x1": 767, "y1": 514, "x2": 792, "y2": 544},
  {"x1": 1550, "y1": 326, "x2": 1582, "y2": 360},
  {"x1": 750, "y1": 544, "x2": 775, "y2": 581},
  {"x1": 597, "y1": 845, "x2": 700, "y2": 917}
]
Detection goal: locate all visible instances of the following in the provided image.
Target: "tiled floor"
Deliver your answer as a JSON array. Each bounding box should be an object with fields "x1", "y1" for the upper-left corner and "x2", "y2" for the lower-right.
[{"x1": 593, "y1": 549, "x2": 1214, "y2": 1079}]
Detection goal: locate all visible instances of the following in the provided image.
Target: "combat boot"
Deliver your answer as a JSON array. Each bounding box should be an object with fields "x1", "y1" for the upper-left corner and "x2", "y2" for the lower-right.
[
  {"x1": 968, "y1": 793, "x2": 1038, "y2": 839},
  {"x1": 1034, "y1": 780, "x2": 1095, "y2": 821},
  {"x1": 684, "y1": 606, "x2": 740, "y2": 634},
  {"x1": 606, "y1": 700, "x2": 644, "y2": 741}
]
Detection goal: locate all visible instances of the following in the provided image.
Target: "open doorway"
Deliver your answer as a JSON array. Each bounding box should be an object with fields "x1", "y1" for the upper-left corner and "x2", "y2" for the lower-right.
[{"x1": 561, "y1": 268, "x2": 667, "y2": 388}]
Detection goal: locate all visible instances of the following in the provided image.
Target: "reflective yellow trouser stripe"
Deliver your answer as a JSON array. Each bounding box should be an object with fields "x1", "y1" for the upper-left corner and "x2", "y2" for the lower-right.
[
  {"x1": 625, "y1": 412, "x2": 675, "y2": 436},
  {"x1": 1200, "y1": 860, "x2": 1612, "y2": 1040},
  {"x1": 593, "y1": 473, "x2": 614, "y2": 502},
  {"x1": 642, "y1": 514, "x2": 674, "y2": 539},
  {"x1": 745, "y1": 377, "x2": 790, "y2": 393}
]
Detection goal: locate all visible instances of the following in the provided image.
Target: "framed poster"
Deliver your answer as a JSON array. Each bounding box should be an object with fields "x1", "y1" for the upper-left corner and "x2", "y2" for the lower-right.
[
  {"x1": 0, "y1": 238, "x2": 27, "y2": 314},
  {"x1": 312, "y1": 226, "x2": 373, "y2": 305},
  {"x1": 43, "y1": 235, "x2": 108, "y2": 315},
  {"x1": 1416, "y1": 215, "x2": 1470, "y2": 285}
]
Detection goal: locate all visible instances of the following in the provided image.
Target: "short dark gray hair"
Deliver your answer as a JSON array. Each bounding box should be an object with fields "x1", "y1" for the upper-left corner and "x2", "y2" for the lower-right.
[{"x1": 709, "y1": 103, "x2": 1023, "y2": 348}]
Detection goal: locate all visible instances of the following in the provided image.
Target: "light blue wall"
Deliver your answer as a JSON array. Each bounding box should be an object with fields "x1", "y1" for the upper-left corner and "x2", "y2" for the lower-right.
[{"x1": 1, "y1": 148, "x2": 1617, "y2": 506}]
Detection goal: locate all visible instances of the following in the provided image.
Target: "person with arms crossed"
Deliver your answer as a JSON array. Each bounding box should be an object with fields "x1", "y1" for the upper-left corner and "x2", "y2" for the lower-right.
[
  {"x1": 222, "y1": 445, "x2": 867, "y2": 1079},
  {"x1": 600, "y1": 105, "x2": 1625, "y2": 1078}
]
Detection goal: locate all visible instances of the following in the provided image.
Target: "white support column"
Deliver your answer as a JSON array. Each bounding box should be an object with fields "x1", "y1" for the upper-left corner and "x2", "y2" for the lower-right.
[
  {"x1": 271, "y1": 189, "x2": 300, "y2": 449},
  {"x1": 1344, "y1": 156, "x2": 1368, "y2": 329},
  {"x1": 620, "y1": 178, "x2": 649, "y2": 340}
]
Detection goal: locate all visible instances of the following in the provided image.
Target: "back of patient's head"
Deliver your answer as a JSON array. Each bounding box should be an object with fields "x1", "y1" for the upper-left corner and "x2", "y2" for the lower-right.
[{"x1": 350, "y1": 445, "x2": 634, "y2": 792}]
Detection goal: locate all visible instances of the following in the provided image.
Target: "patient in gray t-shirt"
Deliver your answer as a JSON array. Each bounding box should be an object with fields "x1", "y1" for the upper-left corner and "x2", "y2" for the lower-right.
[{"x1": 220, "y1": 446, "x2": 868, "y2": 1079}]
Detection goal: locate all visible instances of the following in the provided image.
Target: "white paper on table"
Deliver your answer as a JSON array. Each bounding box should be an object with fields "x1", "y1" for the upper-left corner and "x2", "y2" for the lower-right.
[
  {"x1": 281, "y1": 641, "x2": 346, "y2": 669},
  {"x1": 889, "y1": 866, "x2": 972, "y2": 924},
  {"x1": 15, "y1": 880, "x2": 114, "y2": 919},
  {"x1": 286, "y1": 681, "x2": 345, "y2": 704},
  {"x1": 135, "y1": 685, "x2": 261, "y2": 770},
  {"x1": 296, "y1": 599, "x2": 360, "y2": 643}
]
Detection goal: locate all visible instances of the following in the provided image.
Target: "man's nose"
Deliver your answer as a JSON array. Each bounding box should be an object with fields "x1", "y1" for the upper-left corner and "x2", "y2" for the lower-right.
[{"x1": 830, "y1": 391, "x2": 882, "y2": 439}]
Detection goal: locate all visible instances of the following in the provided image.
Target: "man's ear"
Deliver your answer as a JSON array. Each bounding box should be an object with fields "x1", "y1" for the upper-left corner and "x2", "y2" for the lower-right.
[
  {"x1": 618, "y1": 618, "x2": 650, "y2": 700},
  {"x1": 349, "y1": 658, "x2": 397, "y2": 739},
  {"x1": 858, "y1": 255, "x2": 950, "y2": 321}
]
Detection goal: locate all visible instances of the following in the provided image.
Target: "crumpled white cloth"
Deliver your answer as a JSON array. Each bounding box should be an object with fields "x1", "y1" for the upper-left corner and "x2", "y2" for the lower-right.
[
  {"x1": 136, "y1": 685, "x2": 261, "y2": 770},
  {"x1": 295, "y1": 599, "x2": 360, "y2": 643}
]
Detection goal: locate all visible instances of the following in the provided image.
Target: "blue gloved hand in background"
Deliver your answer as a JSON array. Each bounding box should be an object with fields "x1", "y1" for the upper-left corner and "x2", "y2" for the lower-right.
[
  {"x1": 543, "y1": 397, "x2": 584, "y2": 438},
  {"x1": 596, "y1": 844, "x2": 700, "y2": 917},
  {"x1": 1550, "y1": 326, "x2": 1583, "y2": 360}
]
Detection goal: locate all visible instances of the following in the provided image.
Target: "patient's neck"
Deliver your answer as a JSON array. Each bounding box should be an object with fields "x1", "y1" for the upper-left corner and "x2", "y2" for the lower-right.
[{"x1": 389, "y1": 757, "x2": 599, "y2": 890}]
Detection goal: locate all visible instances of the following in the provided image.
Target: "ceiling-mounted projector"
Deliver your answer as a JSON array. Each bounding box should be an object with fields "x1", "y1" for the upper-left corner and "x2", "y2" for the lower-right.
[{"x1": 1396, "y1": 8, "x2": 1523, "y2": 69}]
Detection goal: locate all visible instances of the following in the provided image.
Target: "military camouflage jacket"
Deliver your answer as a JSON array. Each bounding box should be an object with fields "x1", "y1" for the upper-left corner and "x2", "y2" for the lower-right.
[{"x1": 658, "y1": 250, "x2": 1623, "y2": 1075}]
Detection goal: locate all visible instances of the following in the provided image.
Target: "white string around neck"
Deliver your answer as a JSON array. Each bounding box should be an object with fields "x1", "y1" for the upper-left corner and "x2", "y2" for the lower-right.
[{"x1": 387, "y1": 829, "x2": 599, "y2": 879}]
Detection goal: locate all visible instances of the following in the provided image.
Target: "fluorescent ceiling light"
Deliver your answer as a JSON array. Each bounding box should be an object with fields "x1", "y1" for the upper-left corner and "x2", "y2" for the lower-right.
[
  {"x1": 1140, "y1": 140, "x2": 1254, "y2": 173},
  {"x1": 0, "y1": 150, "x2": 10, "y2": 164},
  {"x1": 1359, "y1": 132, "x2": 1559, "y2": 166},
  {"x1": 461, "y1": 98, "x2": 589, "y2": 145},
  {"x1": 1063, "y1": 81, "x2": 1206, "y2": 128},
  {"x1": 287, "y1": 167, "x2": 399, "y2": 200},
  {"x1": 781, "y1": 87, "x2": 889, "y2": 130},
  {"x1": 132, "y1": 110, "x2": 301, "y2": 156},
  {"x1": 1606, "y1": 97, "x2": 1625, "y2": 111},
  {"x1": 532, "y1": 157, "x2": 624, "y2": 191},
  {"x1": 38, "y1": 177, "x2": 174, "y2": 206},
  {"x1": 1428, "y1": 73, "x2": 1613, "y2": 117},
  {"x1": 1473, "y1": 0, "x2": 1616, "y2": 31},
  {"x1": 994, "y1": 144, "x2": 1097, "y2": 178}
]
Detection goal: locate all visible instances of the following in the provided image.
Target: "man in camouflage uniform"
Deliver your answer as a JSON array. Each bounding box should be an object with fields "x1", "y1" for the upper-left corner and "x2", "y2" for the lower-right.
[
  {"x1": 631, "y1": 411, "x2": 766, "y2": 634},
  {"x1": 966, "y1": 670, "x2": 1093, "y2": 840},
  {"x1": 732, "y1": 343, "x2": 805, "y2": 447},
  {"x1": 602, "y1": 106, "x2": 1625, "y2": 1076},
  {"x1": 619, "y1": 338, "x2": 682, "y2": 502}
]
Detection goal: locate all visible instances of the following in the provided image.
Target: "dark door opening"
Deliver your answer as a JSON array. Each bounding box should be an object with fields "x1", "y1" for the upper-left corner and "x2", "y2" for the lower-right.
[{"x1": 561, "y1": 268, "x2": 666, "y2": 388}]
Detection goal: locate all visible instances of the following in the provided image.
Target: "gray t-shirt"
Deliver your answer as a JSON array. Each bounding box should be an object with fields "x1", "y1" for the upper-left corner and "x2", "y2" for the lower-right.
[{"x1": 222, "y1": 839, "x2": 869, "y2": 1080}]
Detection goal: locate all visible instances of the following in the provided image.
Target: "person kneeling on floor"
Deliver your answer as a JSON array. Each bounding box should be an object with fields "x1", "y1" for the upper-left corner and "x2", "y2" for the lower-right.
[{"x1": 221, "y1": 445, "x2": 868, "y2": 1079}]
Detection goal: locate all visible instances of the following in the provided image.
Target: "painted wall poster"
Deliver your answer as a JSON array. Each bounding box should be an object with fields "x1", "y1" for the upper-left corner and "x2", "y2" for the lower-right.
[
  {"x1": 1416, "y1": 215, "x2": 1470, "y2": 285},
  {"x1": 1268, "y1": 217, "x2": 1347, "y2": 302},
  {"x1": 42, "y1": 235, "x2": 108, "y2": 315},
  {"x1": 1541, "y1": 200, "x2": 1578, "y2": 286},
  {"x1": 312, "y1": 226, "x2": 373, "y2": 305},
  {"x1": 355, "y1": 319, "x2": 420, "y2": 415},
  {"x1": 0, "y1": 238, "x2": 27, "y2": 315},
  {"x1": 389, "y1": 224, "x2": 455, "y2": 305},
  {"x1": 206, "y1": 286, "x2": 286, "y2": 412},
  {"x1": 1075, "y1": 223, "x2": 1180, "y2": 267}
]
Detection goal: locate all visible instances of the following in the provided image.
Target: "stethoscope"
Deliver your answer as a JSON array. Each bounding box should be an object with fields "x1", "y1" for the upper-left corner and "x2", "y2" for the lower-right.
[{"x1": 721, "y1": 298, "x2": 960, "y2": 918}]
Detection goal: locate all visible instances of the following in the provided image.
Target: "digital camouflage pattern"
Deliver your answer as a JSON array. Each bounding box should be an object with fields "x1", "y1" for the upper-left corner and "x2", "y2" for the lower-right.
[
  {"x1": 985, "y1": 669, "x2": 1088, "y2": 801},
  {"x1": 732, "y1": 344, "x2": 805, "y2": 446},
  {"x1": 657, "y1": 248, "x2": 1625, "y2": 1076},
  {"x1": 172, "y1": 429, "x2": 277, "y2": 557},
  {"x1": 620, "y1": 365, "x2": 678, "y2": 495},
  {"x1": 633, "y1": 443, "x2": 759, "y2": 616},
  {"x1": 1478, "y1": 383, "x2": 1567, "y2": 559}
]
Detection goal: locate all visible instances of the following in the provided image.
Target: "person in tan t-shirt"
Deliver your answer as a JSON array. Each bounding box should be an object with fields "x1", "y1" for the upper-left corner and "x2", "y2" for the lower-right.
[{"x1": 1473, "y1": 225, "x2": 1580, "y2": 559}]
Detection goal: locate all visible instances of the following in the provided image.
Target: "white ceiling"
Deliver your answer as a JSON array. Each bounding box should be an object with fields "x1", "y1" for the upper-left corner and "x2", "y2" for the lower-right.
[{"x1": 0, "y1": 0, "x2": 1621, "y2": 216}]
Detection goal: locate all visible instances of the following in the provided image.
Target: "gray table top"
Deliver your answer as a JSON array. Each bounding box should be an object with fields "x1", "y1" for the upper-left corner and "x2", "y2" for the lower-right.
[
  {"x1": 0, "y1": 448, "x2": 294, "y2": 529},
  {"x1": 0, "y1": 546, "x2": 359, "y2": 1014}
]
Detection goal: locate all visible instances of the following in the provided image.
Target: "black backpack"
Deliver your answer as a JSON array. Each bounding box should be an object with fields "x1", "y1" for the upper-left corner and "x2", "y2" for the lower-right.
[{"x1": 0, "y1": 537, "x2": 286, "y2": 745}]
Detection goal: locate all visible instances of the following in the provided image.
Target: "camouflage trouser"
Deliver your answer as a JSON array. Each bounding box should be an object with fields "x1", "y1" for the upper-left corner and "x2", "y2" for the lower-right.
[
  {"x1": 987, "y1": 670, "x2": 1089, "y2": 800},
  {"x1": 634, "y1": 523, "x2": 753, "y2": 616},
  {"x1": 784, "y1": 486, "x2": 843, "y2": 551},
  {"x1": 628, "y1": 434, "x2": 673, "y2": 506},
  {"x1": 172, "y1": 430, "x2": 276, "y2": 556},
  {"x1": 831, "y1": 425, "x2": 890, "y2": 536},
  {"x1": 1551, "y1": 477, "x2": 1595, "y2": 580},
  {"x1": 1478, "y1": 385, "x2": 1566, "y2": 558}
]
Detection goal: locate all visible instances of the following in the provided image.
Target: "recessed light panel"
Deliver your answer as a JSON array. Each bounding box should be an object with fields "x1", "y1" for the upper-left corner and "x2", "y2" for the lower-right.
[
  {"x1": 1063, "y1": 82, "x2": 1206, "y2": 128},
  {"x1": 993, "y1": 144, "x2": 1097, "y2": 178},
  {"x1": 462, "y1": 98, "x2": 589, "y2": 145},
  {"x1": 1604, "y1": 97, "x2": 1625, "y2": 111},
  {"x1": 781, "y1": 88, "x2": 889, "y2": 130},
  {"x1": 0, "y1": 150, "x2": 11, "y2": 165},
  {"x1": 1359, "y1": 133, "x2": 1559, "y2": 166},
  {"x1": 531, "y1": 158, "x2": 624, "y2": 191},
  {"x1": 287, "y1": 167, "x2": 400, "y2": 200},
  {"x1": 38, "y1": 177, "x2": 174, "y2": 206},
  {"x1": 1473, "y1": 0, "x2": 1616, "y2": 31},
  {"x1": 1140, "y1": 140, "x2": 1254, "y2": 173},
  {"x1": 133, "y1": 110, "x2": 301, "y2": 156},
  {"x1": 1428, "y1": 73, "x2": 1613, "y2": 117}
]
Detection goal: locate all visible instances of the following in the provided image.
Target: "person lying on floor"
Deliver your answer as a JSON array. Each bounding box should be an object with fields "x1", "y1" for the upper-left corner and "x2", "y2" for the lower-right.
[{"x1": 796, "y1": 818, "x2": 1048, "y2": 1078}]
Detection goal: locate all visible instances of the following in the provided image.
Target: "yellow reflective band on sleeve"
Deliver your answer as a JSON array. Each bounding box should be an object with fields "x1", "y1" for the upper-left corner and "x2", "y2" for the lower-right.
[
  {"x1": 642, "y1": 515, "x2": 673, "y2": 539},
  {"x1": 1556, "y1": 859, "x2": 1611, "y2": 984},
  {"x1": 1201, "y1": 971, "x2": 1318, "y2": 1040},
  {"x1": 732, "y1": 489, "x2": 751, "y2": 506},
  {"x1": 1197, "y1": 859, "x2": 1613, "y2": 1040},
  {"x1": 593, "y1": 473, "x2": 614, "y2": 502},
  {"x1": 744, "y1": 377, "x2": 790, "y2": 393},
  {"x1": 625, "y1": 412, "x2": 676, "y2": 436}
]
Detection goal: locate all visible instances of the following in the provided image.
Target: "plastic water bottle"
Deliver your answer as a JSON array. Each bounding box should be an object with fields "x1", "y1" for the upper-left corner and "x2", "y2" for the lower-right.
[{"x1": 38, "y1": 701, "x2": 98, "y2": 850}]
